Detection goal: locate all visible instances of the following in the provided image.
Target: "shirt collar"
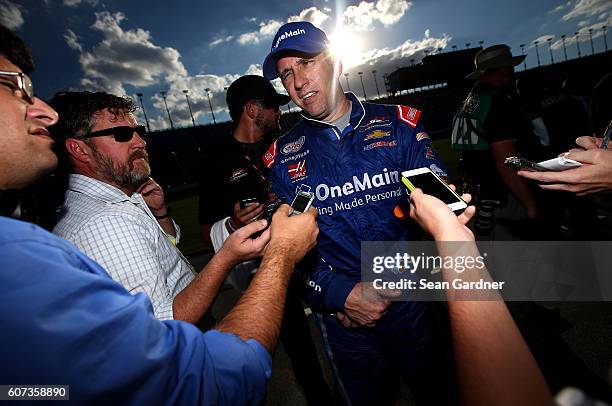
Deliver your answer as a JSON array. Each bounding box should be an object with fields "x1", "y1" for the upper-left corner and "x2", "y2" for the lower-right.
[
  {"x1": 300, "y1": 92, "x2": 366, "y2": 132},
  {"x1": 68, "y1": 174, "x2": 135, "y2": 204}
]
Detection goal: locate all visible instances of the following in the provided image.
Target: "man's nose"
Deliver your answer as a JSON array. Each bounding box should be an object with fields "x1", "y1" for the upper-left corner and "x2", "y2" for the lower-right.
[{"x1": 28, "y1": 97, "x2": 59, "y2": 127}]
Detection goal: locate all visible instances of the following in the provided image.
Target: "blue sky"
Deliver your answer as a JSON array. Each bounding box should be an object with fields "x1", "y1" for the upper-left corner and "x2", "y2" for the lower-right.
[{"x1": 2, "y1": 0, "x2": 610, "y2": 129}]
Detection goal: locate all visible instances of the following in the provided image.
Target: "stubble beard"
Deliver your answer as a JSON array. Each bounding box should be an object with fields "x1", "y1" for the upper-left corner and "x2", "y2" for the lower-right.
[{"x1": 255, "y1": 110, "x2": 281, "y2": 135}]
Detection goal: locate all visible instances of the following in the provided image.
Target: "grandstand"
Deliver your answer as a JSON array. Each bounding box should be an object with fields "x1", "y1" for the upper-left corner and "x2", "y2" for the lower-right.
[{"x1": 147, "y1": 49, "x2": 611, "y2": 190}]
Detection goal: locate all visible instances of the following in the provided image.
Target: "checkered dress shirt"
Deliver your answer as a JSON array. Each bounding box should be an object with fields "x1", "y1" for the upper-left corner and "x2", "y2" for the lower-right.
[{"x1": 54, "y1": 174, "x2": 196, "y2": 320}]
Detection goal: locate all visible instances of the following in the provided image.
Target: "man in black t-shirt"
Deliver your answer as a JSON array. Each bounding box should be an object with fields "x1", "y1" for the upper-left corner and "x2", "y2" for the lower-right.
[
  {"x1": 198, "y1": 75, "x2": 333, "y2": 405},
  {"x1": 198, "y1": 76, "x2": 286, "y2": 240}
]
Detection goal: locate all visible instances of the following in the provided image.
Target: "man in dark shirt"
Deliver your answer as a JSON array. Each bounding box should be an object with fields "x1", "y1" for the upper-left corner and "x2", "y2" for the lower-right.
[
  {"x1": 452, "y1": 45, "x2": 543, "y2": 234},
  {"x1": 197, "y1": 77, "x2": 278, "y2": 237},
  {"x1": 198, "y1": 75, "x2": 333, "y2": 405}
]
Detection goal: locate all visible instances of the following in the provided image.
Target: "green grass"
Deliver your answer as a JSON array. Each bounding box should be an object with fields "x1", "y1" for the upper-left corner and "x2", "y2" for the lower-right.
[{"x1": 168, "y1": 193, "x2": 210, "y2": 257}]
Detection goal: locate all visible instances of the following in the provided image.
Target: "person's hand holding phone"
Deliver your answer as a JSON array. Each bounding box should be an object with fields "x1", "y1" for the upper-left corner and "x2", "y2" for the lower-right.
[
  {"x1": 266, "y1": 204, "x2": 319, "y2": 266},
  {"x1": 408, "y1": 187, "x2": 476, "y2": 241},
  {"x1": 230, "y1": 200, "x2": 265, "y2": 229}
]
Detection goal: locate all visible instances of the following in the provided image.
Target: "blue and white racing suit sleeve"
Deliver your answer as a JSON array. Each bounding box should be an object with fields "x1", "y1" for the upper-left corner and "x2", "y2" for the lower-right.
[{"x1": 306, "y1": 255, "x2": 357, "y2": 312}]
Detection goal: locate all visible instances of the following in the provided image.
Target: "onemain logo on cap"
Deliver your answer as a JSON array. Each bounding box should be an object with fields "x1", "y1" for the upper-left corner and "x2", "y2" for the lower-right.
[{"x1": 274, "y1": 28, "x2": 307, "y2": 49}]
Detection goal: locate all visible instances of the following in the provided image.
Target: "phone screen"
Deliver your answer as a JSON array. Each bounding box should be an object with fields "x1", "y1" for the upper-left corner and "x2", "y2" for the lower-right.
[
  {"x1": 405, "y1": 172, "x2": 461, "y2": 205},
  {"x1": 292, "y1": 193, "x2": 312, "y2": 212}
]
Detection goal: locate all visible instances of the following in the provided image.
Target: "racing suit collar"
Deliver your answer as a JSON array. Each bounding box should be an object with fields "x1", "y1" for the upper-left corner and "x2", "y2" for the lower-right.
[{"x1": 300, "y1": 92, "x2": 366, "y2": 135}]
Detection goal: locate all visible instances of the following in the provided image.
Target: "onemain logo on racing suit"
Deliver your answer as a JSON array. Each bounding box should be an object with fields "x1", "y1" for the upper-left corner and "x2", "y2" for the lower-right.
[{"x1": 314, "y1": 168, "x2": 399, "y2": 201}]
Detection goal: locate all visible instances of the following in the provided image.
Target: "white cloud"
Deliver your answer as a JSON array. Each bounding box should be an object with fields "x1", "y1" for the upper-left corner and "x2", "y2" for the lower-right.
[
  {"x1": 145, "y1": 65, "x2": 258, "y2": 129},
  {"x1": 0, "y1": 0, "x2": 24, "y2": 30},
  {"x1": 288, "y1": 6, "x2": 330, "y2": 27},
  {"x1": 237, "y1": 19, "x2": 282, "y2": 44},
  {"x1": 226, "y1": 1, "x2": 409, "y2": 46},
  {"x1": 550, "y1": 1, "x2": 572, "y2": 13},
  {"x1": 64, "y1": 29, "x2": 83, "y2": 52},
  {"x1": 561, "y1": 0, "x2": 611, "y2": 21},
  {"x1": 337, "y1": 29, "x2": 450, "y2": 97},
  {"x1": 63, "y1": 0, "x2": 99, "y2": 7},
  {"x1": 550, "y1": 16, "x2": 612, "y2": 50},
  {"x1": 77, "y1": 11, "x2": 187, "y2": 95},
  {"x1": 258, "y1": 19, "x2": 283, "y2": 37},
  {"x1": 530, "y1": 34, "x2": 556, "y2": 48},
  {"x1": 68, "y1": 11, "x2": 276, "y2": 129},
  {"x1": 209, "y1": 37, "x2": 224, "y2": 47},
  {"x1": 354, "y1": 29, "x2": 450, "y2": 69},
  {"x1": 237, "y1": 31, "x2": 260, "y2": 45},
  {"x1": 208, "y1": 38, "x2": 225, "y2": 47},
  {"x1": 231, "y1": 6, "x2": 331, "y2": 46},
  {"x1": 244, "y1": 64, "x2": 263, "y2": 76},
  {"x1": 577, "y1": 19, "x2": 590, "y2": 26},
  {"x1": 210, "y1": 35, "x2": 235, "y2": 46},
  {"x1": 343, "y1": 0, "x2": 411, "y2": 31}
]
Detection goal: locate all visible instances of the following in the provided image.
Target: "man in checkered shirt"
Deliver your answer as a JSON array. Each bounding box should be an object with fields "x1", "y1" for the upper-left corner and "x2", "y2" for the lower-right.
[{"x1": 51, "y1": 91, "x2": 250, "y2": 326}]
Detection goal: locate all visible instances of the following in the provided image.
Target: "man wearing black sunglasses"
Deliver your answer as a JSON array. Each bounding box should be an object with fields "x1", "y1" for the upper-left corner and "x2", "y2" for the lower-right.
[
  {"x1": 50, "y1": 90, "x2": 251, "y2": 328},
  {"x1": 0, "y1": 23, "x2": 320, "y2": 404}
]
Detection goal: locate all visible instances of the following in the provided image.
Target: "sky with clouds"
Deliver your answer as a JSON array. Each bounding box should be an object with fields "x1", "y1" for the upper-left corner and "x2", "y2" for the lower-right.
[{"x1": 1, "y1": 0, "x2": 610, "y2": 130}]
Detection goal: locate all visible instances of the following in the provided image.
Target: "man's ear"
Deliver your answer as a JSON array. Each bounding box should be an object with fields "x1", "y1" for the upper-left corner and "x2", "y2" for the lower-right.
[
  {"x1": 65, "y1": 138, "x2": 92, "y2": 164},
  {"x1": 245, "y1": 102, "x2": 257, "y2": 120},
  {"x1": 336, "y1": 59, "x2": 344, "y2": 78}
]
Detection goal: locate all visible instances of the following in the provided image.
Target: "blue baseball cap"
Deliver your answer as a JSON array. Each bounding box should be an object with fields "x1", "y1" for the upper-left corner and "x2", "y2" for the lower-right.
[{"x1": 262, "y1": 21, "x2": 330, "y2": 80}]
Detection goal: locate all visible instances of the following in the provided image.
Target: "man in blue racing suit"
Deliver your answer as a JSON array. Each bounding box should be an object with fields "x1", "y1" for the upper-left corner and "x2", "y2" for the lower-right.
[{"x1": 262, "y1": 21, "x2": 455, "y2": 405}]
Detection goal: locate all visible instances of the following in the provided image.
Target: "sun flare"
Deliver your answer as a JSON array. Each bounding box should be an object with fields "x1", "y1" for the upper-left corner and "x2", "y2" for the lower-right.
[{"x1": 329, "y1": 28, "x2": 364, "y2": 70}]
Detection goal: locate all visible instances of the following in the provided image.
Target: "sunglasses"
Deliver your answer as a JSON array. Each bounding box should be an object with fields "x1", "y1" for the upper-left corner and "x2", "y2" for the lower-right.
[
  {"x1": 80, "y1": 125, "x2": 147, "y2": 142},
  {"x1": 0, "y1": 71, "x2": 34, "y2": 104}
]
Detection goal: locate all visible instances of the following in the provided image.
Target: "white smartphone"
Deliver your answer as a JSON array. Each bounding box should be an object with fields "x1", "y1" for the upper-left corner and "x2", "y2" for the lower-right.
[
  {"x1": 290, "y1": 190, "x2": 315, "y2": 214},
  {"x1": 401, "y1": 167, "x2": 468, "y2": 212}
]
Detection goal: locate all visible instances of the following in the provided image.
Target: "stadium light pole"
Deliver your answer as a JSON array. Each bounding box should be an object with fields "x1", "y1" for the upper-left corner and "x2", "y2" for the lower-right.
[
  {"x1": 575, "y1": 32, "x2": 582, "y2": 57},
  {"x1": 183, "y1": 90, "x2": 196, "y2": 127},
  {"x1": 478, "y1": 40, "x2": 484, "y2": 48},
  {"x1": 204, "y1": 88, "x2": 216, "y2": 125},
  {"x1": 561, "y1": 35, "x2": 568, "y2": 61},
  {"x1": 603, "y1": 26, "x2": 608, "y2": 51},
  {"x1": 534, "y1": 40, "x2": 541, "y2": 67},
  {"x1": 344, "y1": 72, "x2": 351, "y2": 91},
  {"x1": 547, "y1": 38, "x2": 554, "y2": 64},
  {"x1": 159, "y1": 91, "x2": 174, "y2": 130},
  {"x1": 520, "y1": 44, "x2": 527, "y2": 70},
  {"x1": 588, "y1": 28, "x2": 595, "y2": 55},
  {"x1": 452, "y1": 45, "x2": 457, "y2": 52},
  {"x1": 465, "y1": 42, "x2": 471, "y2": 49},
  {"x1": 383, "y1": 74, "x2": 390, "y2": 98},
  {"x1": 136, "y1": 93, "x2": 151, "y2": 133},
  {"x1": 357, "y1": 71, "x2": 367, "y2": 101},
  {"x1": 371, "y1": 70, "x2": 380, "y2": 99},
  {"x1": 410, "y1": 58, "x2": 415, "y2": 66}
]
